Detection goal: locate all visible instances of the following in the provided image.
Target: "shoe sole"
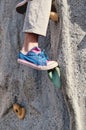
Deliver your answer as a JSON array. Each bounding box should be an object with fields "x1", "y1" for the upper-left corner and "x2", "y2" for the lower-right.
[
  {"x1": 16, "y1": 2, "x2": 28, "y2": 14},
  {"x1": 17, "y1": 59, "x2": 58, "y2": 70}
]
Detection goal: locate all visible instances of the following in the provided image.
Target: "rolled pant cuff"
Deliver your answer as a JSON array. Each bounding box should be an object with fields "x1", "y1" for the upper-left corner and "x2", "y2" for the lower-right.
[{"x1": 23, "y1": 28, "x2": 47, "y2": 37}]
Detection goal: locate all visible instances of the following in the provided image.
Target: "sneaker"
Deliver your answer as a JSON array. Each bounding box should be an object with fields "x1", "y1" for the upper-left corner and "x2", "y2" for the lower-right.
[
  {"x1": 17, "y1": 47, "x2": 58, "y2": 70},
  {"x1": 16, "y1": 0, "x2": 28, "y2": 14}
]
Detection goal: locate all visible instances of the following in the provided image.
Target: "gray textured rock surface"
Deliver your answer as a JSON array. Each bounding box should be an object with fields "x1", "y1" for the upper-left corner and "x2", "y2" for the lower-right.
[{"x1": 0, "y1": 0, "x2": 86, "y2": 130}]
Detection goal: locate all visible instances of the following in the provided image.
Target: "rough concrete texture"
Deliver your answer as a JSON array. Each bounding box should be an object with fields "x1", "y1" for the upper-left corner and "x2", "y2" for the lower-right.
[{"x1": 0, "y1": 0, "x2": 86, "y2": 130}]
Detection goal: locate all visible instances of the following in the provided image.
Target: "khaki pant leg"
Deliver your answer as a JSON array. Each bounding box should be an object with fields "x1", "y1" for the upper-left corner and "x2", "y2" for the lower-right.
[{"x1": 23, "y1": 0, "x2": 52, "y2": 36}]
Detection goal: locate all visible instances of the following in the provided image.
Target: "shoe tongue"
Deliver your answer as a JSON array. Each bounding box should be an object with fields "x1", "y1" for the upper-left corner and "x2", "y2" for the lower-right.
[{"x1": 31, "y1": 47, "x2": 41, "y2": 54}]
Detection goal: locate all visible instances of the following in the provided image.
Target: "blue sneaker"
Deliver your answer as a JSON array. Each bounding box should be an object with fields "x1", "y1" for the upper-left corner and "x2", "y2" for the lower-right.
[
  {"x1": 16, "y1": 0, "x2": 28, "y2": 14},
  {"x1": 17, "y1": 47, "x2": 58, "y2": 70}
]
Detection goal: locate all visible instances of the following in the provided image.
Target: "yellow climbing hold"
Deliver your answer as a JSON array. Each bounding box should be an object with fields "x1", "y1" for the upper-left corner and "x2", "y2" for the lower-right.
[
  {"x1": 13, "y1": 103, "x2": 26, "y2": 120},
  {"x1": 50, "y1": 12, "x2": 59, "y2": 22}
]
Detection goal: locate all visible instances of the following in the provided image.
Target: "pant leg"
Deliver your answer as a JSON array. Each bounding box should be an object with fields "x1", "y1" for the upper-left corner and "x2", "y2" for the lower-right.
[{"x1": 23, "y1": 0, "x2": 52, "y2": 36}]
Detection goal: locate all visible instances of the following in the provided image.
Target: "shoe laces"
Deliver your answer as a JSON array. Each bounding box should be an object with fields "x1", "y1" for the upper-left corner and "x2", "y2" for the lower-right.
[{"x1": 38, "y1": 49, "x2": 49, "y2": 60}]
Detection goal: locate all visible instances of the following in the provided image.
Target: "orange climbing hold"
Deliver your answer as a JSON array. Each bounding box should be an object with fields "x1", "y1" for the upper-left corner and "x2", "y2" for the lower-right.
[
  {"x1": 50, "y1": 12, "x2": 59, "y2": 22},
  {"x1": 13, "y1": 103, "x2": 26, "y2": 120}
]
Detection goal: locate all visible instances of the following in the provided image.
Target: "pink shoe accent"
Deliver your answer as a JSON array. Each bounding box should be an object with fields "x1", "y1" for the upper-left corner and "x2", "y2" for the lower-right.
[{"x1": 31, "y1": 47, "x2": 41, "y2": 54}]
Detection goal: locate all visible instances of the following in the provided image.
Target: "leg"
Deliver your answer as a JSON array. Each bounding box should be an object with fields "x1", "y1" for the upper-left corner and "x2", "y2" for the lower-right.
[
  {"x1": 18, "y1": 0, "x2": 58, "y2": 70},
  {"x1": 21, "y1": 0, "x2": 52, "y2": 53},
  {"x1": 21, "y1": 33, "x2": 38, "y2": 54},
  {"x1": 23, "y1": 0, "x2": 52, "y2": 36}
]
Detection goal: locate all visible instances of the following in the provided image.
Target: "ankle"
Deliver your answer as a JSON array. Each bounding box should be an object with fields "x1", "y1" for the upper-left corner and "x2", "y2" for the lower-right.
[
  {"x1": 28, "y1": 42, "x2": 38, "y2": 51},
  {"x1": 21, "y1": 33, "x2": 39, "y2": 54},
  {"x1": 21, "y1": 42, "x2": 38, "y2": 54}
]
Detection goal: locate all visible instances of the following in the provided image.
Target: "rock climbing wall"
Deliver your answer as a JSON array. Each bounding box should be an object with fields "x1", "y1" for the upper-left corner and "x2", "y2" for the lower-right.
[
  {"x1": 57, "y1": 0, "x2": 86, "y2": 130},
  {"x1": 0, "y1": 0, "x2": 86, "y2": 130}
]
